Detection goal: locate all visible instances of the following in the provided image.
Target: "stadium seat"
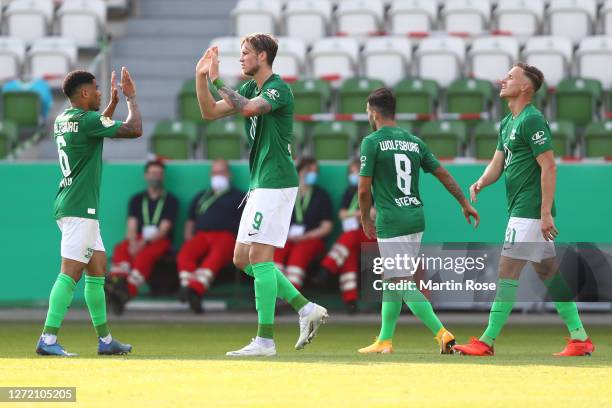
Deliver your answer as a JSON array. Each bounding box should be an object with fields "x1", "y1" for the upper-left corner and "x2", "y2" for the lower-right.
[
  {"x1": 1, "y1": 90, "x2": 41, "y2": 128},
  {"x1": 0, "y1": 37, "x2": 26, "y2": 83},
  {"x1": 501, "y1": 82, "x2": 548, "y2": 117},
  {"x1": 362, "y1": 37, "x2": 412, "y2": 87},
  {"x1": 549, "y1": 120, "x2": 575, "y2": 157},
  {"x1": 151, "y1": 120, "x2": 198, "y2": 160},
  {"x1": 274, "y1": 37, "x2": 307, "y2": 81},
  {"x1": 57, "y1": 0, "x2": 107, "y2": 48},
  {"x1": 442, "y1": 0, "x2": 491, "y2": 36},
  {"x1": 494, "y1": 0, "x2": 544, "y2": 37},
  {"x1": 469, "y1": 36, "x2": 519, "y2": 82},
  {"x1": 395, "y1": 120, "x2": 414, "y2": 134},
  {"x1": 388, "y1": 0, "x2": 438, "y2": 36},
  {"x1": 178, "y1": 79, "x2": 204, "y2": 123},
  {"x1": 292, "y1": 120, "x2": 306, "y2": 158},
  {"x1": 548, "y1": 0, "x2": 596, "y2": 44},
  {"x1": 284, "y1": 0, "x2": 332, "y2": 44},
  {"x1": 335, "y1": 0, "x2": 385, "y2": 37},
  {"x1": 395, "y1": 78, "x2": 439, "y2": 115},
  {"x1": 446, "y1": 78, "x2": 494, "y2": 116},
  {"x1": 416, "y1": 37, "x2": 466, "y2": 88},
  {"x1": 203, "y1": 118, "x2": 244, "y2": 160},
  {"x1": 310, "y1": 37, "x2": 360, "y2": 81},
  {"x1": 28, "y1": 38, "x2": 77, "y2": 88},
  {"x1": 473, "y1": 120, "x2": 500, "y2": 159},
  {"x1": 522, "y1": 36, "x2": 573, "y2": 87},
  {"x1": 418, "y1": 120, "x2": 466, "y2": 158},
  {"x1": 311, "y1": 121, "x2": 358, "y2": 160},
  {"x1": 576, "y1": 36, "x2": 612, "y2": 90},
  {"x1": 603, "y1": 0, "x2": 612, "y2": 35},
  {"x1": 0, "y1": 120, "x2": 18, "y2": 159},
  {"x1": 210, "y1": 37, "x2": 244, "y2": 85},
  {"x1": 339, "y1": 78, "x2": 385, "y2": 114},
  {"x1": 584, "y1": 121, "x2": 612, "y2": 157},
  {"x1": 231, "y1": 0, "x2": 282, "y2": 36},
  {"x1": 290, "y1": 79, "x2": 332, "y2": 115},
  {"x1": 554, "y1": 78, "x2": 602, "y2": 127},
  {"x1": 5, "y1": 0, "x2": 53, "y2": 44}
]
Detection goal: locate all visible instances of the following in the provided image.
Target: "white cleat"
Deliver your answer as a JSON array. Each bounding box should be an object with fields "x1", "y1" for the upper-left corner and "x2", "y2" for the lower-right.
[
  {"x1": 295, "y1": 304, "x2": 329, "y2": 350},
  {"x1": 226, "y1": 338, "x2": 276, "y2": 357}
]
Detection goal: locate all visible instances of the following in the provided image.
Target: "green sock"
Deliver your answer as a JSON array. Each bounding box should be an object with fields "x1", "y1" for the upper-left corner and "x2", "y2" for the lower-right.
[
  {"x1": 403, "y1": 287, "x2": 444, "y2": 335},
  {"x1": 481, "y1": 278, "x2": 519, "y2": 346},
  {"x1": 84, "y1": 275, "x2": 110, "y2": 338},
  {"x1": 543, "y1": 274, "x2": 587, "y2": 340},
  {"x1": 377, "y1": 287, "x2": 404, "y2": 341},
  {"x1": 244, "y1": 264, "x2": 254, "y2": 277},
  {"x1": 43, "y1": 273, "x2": 77, "y2": 335},
  {"x1": 275, "y1": 267, "x2": 309, "y2": 311},
  {"x1": 252, "y1": 262, "x2": 278, "y2": 340}
]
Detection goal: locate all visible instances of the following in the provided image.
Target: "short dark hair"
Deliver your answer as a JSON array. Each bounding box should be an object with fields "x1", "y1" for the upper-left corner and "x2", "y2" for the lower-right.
[
  {"x1": 367, "y1": 87, "x2": 396, "y2": 119},
  {"x1": 241, "y1": 33, "x2": 278, "y2": 66},
  {"x1": 297, "y1": 156, "x2": 317, "y2": 173},
  {"x1": 145, "y1": 160, "x2": 165, "y2": 173},
  {"x1": 62, "y1": 70, "x2": 96, "y2": 99},
  {"x1": 515, "y1": 62, "x2": 544, "y2": 93}
]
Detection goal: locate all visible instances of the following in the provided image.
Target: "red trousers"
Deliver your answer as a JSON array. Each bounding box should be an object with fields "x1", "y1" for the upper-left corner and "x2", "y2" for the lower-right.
[
  {"x1": 177, "y1": 231, "x2": 236, "y2": 296},
  {"x1": 110, "y1": 238, "x2": 171, "y2": 296},
  {"x1": 274, "y1": 238, "x2": 326, "y2": 289}
]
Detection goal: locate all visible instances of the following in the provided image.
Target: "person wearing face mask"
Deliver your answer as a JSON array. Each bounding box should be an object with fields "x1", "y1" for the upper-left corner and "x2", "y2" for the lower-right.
[
  {"x1": 273, "y1": 157, "x2": 333, "y2": 290},
  {"x1": 176, "y1": 159, "x2": 244, "y2": 314},
  {"x1": 107, "y1": 160, "x2": 179, "y2": 314},
  {"x1": 318, "y1": 158, "x2": 376, "y2": 314}
]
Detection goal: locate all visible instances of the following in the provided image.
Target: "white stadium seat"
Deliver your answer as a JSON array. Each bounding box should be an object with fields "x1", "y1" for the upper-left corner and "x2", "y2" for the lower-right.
[
  {"x1": 469, "y1": 36, "x2": 519, "y2": 82},
  {"x1": 57, "y1": 0, "x2": 107, "y2": 48},
  {"x1": 495, "y1": 0, "x2": 544, "y2": 37},
  {"x1": 335, "y1": 0, "x2": 385, "y2": 37},
  {"x1": 442, "y1": 0, "x2": 491, "y2": 36},
  {"x1": 576, "y1": 36, "x2": 612, "y2": 89},
  {"x1": 284, "y1": 0, "x2": 332, "y2": 44},
  {"x1": 388, "y1": 0, "x2": 438, "y2": 35},
  {"x1": 5, "y1": 0, "x2": 54, "y2": 45},
  {"x1": 603, "y1": 0, "x2": 612, "y2": 35},
  {"x1": 274, "y1": 37, "x2": 307, "y2": 80},
  {"x1": 232, "y1": 0, "x2": 282, "y2": 36},
  {"x1": 0, "y1": 37, "x2": 26, "y2": 82},
  {"x1": 548, "y1": 0, "x2": 597, "y2": 44},
  {"x1": 362, "y1": 36, "x2": 412, "y2": 86},
  {"x1": 522, "y1": 36, "x2": 573, "y2": 87},
  {"x1": 28, "y1": 37, "x2": 77, "y2": 87},
  {"x1": 209, "y1": 37, "x2": 244, "y2": 85},
  {"x1": 415, "y1": 36, "x2": 466, "y2": 87},
  {"x1": 310, "y1": 37, "x2": 360, "y2": 80}
]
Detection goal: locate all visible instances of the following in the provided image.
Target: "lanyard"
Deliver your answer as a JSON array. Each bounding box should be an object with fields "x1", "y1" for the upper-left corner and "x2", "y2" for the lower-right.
[
  {"x1": 348, "y1": 193, "x2": 359, "y2": 212},
  {"x1": 197, "y1": 189, "x2": 227, "y2": 214},
  {"x1": 295, "y1": 189, "x2": 313, "y2": 225},
  {"x1": 142, "y1": 193, "x2": 166, "y2": 226}
]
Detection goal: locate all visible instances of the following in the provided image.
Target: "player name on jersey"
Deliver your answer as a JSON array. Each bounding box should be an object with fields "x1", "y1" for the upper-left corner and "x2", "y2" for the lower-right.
[
  {"x1": 54, "y1": 121, "x2": 79, "y2": 134},
  {"x1": 379, "y1": 140, "x2": 420, "y2": 153}
]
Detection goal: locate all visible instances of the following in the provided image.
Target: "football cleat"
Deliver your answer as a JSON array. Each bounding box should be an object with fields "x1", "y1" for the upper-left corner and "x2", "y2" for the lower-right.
[
  {"x1": 452, "y1": 337, "x2": 494, "y2": 356},
  {"x1": 435, "y1": 328, "x2": 456, "y2": 354},
  {"x1": 554, "y1": 338, "x2": 595, "y2": 357},
  {"x1": 358, "y1": 338, "x2": 393, "y2": 354},
  {"x1": 295, "y1": 303, "x2": 328, "y2": 350},
  {"x1": 36, "y1": 338, "x2": 77, "y2": 357},
  {"x1": 226, "y1": 338, "x2": 276, "y2": 357},
  {"x1": 98, "y1": 338, "x2": 132, "y2": 355}
]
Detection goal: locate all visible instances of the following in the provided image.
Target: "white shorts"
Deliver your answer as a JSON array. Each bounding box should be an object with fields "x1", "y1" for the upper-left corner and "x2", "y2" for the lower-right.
[
  {"x1": 57, "y1": 217, "x2": 105, "y2": 263},
  {"x1": 377, "y1": 232, "x2": 424, "y2": 279},
  {"x1": 501, "y1": 217, "x2": 556, "y2": 263},
  {"x1": 236, "y1": 187, "x2": 298, "y2": 248}
]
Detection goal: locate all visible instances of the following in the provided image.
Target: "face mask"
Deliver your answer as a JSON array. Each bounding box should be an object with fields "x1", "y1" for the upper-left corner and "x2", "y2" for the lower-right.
[
  {"x1": 348, "y1": 173, "x2": 359, "y2": 186},
  {"x1": 304, "y1": 171, "x2": 317, "y2": 186},
  {"x1": 147, "y1": 179, "x2": 163, "y2": 189},
  {"x1": 211, "y1": 175, "x2": 229, "y2": 192}
]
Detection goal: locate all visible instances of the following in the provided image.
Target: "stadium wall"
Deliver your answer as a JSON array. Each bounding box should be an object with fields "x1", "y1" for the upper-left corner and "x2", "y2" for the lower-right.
[{"x1": 1, "y1": 162, "x2": 611, "y2": 303}]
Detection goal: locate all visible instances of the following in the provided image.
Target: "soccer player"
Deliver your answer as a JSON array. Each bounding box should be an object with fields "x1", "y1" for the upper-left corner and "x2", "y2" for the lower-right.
[
  {"x1": 36, "y1": 68, "x2": 143, "y2": 356},
  {"x1": 452, "y1": 63, "x2": 594, "y2": 357},
  {"x1": 358, "y1": 88, "x2": 480, "y2": 354},
  {"x1": 195, "y1": 33, "x2": 328, "y2": 357}
]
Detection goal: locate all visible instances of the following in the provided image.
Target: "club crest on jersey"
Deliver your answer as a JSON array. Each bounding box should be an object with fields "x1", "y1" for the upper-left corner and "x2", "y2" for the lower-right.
[
  {"x1": 509, "y1": 128, "x2": 516, "y2": 140},
  {"x1": 264, "y1": 88, "x2": 280, "y2": 101},
  {"x1": 100, "y1": 116, "x2": 115, "y2": 128}
]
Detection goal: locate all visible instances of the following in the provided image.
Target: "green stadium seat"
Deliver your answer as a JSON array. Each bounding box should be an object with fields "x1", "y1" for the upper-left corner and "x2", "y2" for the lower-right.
[
  {"x1": 151, "y1": 120, "x2": 198, "y2": 160},
  {"x1": 338, "y1": 78, "x2": 385, "y2": 114},
  {"x1": 447, "y1": 78, "x2": 494, "y2": 115},
  {"x1": 292, "y1": 120, "x2": 307, "y2": 158},
  {"x1": 395, "y1": 78, "x2": 439, "y2": 116},
  {"x1": 473, "y1": 120, "x2": 500, "y2": 159},
  {"x1": 554, "y1": 78, "x2": 602, "y2": 127},
  {"x1": 584, "y1": 121, "x2": 612, "y2": 157},
  {"x1": 177, "y1": 79, "x2": 204, "y2": 123},
  {"x1": 290, "y1": 79, "x2": 331, "y2": 115},
  {"x1": 2, "y1": 91, "x2": 41, "y2": 128},
  {"x1": 549, "y1": 120, "x2": 575, "y2": 157},
  {"x1": 418, "y1": 120, "x2": 466, "y2": 158},
  {"x1": 501, "y1": 82, "x2": 548, "y2": 117},
  {"x1": 311, "y1": 121, "x2": 358, "y2": 160},
  {"x1": 0, "y1": 120, "x2": 18, "y2": 159},
  {"x1": 203, "y1": 118, "x2": 244, "y2": 160}
]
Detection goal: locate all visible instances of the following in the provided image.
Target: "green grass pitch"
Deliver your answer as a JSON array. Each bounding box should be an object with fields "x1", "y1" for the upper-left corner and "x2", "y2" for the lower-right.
[{"x1": 2, "y1": 322, "x2": 611, "y2": 407}]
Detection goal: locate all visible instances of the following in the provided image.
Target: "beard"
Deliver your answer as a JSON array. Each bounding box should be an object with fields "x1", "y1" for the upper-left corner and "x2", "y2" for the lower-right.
[
  {"x1": 243, "y1": 63, "x2": 259, "y2": 77},
  {"x1": 369, "y1": 119, "x2": 377, "y2": 132}
]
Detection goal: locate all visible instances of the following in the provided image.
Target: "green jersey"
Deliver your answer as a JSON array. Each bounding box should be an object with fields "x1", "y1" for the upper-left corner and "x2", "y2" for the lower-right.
[
  {"x1": 53, "y1": 107, "x2": 121, "y2": 220},
  {"x1": 360, "y1": 126, "x2": 440, "y2": 239},
  {"x1": 496, "y1": 104, "x2": 556, "y2": 219},
  {"x1": 238, "y1": 74, "x2": 299, "y2": 189}
]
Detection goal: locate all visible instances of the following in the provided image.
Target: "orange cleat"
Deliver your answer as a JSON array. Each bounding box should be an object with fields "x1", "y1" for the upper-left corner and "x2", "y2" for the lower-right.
[
  {"x1": 435, "y1": 329, "x2": 456, "y2": 354},
  {"x1": 554, "y1": 338, "x2": 595, "y2": 356},
  {"x1": 452, "y1": 337, "x2": 494, "y2": 356}
]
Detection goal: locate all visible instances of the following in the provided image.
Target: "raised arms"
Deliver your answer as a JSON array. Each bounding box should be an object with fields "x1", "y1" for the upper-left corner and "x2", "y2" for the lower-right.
[{"x1": 115, "y1": 67, "x2": 143, "y2": 139}]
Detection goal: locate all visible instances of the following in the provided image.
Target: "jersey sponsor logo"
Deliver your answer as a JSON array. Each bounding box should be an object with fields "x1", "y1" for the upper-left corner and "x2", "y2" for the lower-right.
[
  {"x1": 379, "y1": 140, "x2": 420, "y2": 153},
  {"x1": 531, "y1": 130, "x2": 547, "y2": 145},
  {"x1": 264, "y1": 88, "x2": 280, "y2": 101},
  {"x1": 54, "y1": 121, "x2": 79, "y2": 133},
  {"x1": 360, "y1": 155, "x2": 366, "y2": 169},
  {"x1": 100, "y1": 116, "x2": 115, "y2": 128}
]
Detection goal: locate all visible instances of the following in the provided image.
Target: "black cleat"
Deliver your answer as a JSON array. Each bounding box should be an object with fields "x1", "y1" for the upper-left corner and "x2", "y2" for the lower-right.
[{"x1": 187, "y1": 288, "x2": 203, "y2": 314}]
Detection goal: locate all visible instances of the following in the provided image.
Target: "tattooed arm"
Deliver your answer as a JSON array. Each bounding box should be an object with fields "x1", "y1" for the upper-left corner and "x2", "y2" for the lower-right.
[
  {"x1": 433, "y1": 166, "x2": 480, "y2": 227},
  {"x1": 115, "y1": 67, "x2": 142, "y2": 138},
  {"x1": 216, "y1": 86, "x2": 272, "y2": 117}
]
